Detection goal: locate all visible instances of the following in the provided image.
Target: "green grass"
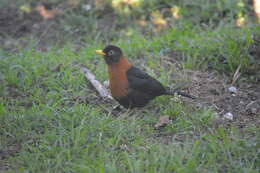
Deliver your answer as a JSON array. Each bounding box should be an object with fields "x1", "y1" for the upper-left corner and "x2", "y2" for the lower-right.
[
  {"x1": 1, "y1": 0, "x2": 260, "y2": 172},
  {"x1": 1, "y1": 25, "x2": 259, "y2": 172}
]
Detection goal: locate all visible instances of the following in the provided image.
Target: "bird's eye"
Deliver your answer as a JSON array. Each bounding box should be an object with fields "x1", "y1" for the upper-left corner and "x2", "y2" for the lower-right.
[{"x1": 108, "y1": 50, "x2": 114, "y2": 56}]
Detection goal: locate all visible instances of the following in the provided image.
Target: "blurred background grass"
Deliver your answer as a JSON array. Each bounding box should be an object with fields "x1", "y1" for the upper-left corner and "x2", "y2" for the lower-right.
[{"x1": 1, "y1": 0, "x2": 259, "y2": 76}]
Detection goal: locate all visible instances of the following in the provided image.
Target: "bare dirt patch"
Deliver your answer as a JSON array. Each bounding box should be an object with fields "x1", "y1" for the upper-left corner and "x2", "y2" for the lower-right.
[
  {"x1": 152, "y1": 69, "x2": 259, "y2": 144},
  {"x1": 180, "y1": 70, "x2": 260, "y2": 127},
  {"x1": 0, "y1": 6, "x2": 62, "y2": 51},
  {"x1": 0, "y1": 7, "x2": 42, "y2": 38}
]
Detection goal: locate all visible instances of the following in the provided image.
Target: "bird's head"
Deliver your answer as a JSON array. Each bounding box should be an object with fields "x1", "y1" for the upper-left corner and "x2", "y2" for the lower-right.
[{"x1": 95, "y1": 45, "x2": 123, "y2": 65}]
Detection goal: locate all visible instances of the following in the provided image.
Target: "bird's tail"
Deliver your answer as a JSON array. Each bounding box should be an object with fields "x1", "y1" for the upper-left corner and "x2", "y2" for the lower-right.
[{"x1": 165, "y1": 87, "x2": 196, "y2": 99}]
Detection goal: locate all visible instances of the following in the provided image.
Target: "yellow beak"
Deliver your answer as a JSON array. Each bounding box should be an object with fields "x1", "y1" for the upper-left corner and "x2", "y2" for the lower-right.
[{"x1": 95, "y1": 50, "x2": 106, "y2": 56}]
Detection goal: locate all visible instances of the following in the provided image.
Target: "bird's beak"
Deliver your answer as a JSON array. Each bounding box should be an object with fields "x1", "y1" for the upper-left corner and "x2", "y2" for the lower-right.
[{"x1": 95, "y1": 50, "x2": 106, "y2": 56}]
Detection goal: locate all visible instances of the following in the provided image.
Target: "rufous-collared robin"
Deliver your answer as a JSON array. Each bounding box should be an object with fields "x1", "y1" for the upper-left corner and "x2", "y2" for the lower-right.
[{"x1": 95, "y1": 45, "x2": 195, "y2": 108}]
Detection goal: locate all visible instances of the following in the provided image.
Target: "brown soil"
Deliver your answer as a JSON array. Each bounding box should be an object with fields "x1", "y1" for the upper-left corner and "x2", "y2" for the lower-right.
[
  {"x1": 0, "y1": 7, "x2": 42, "y2": 38},
  {"x1": 183, "y1": 70, "x2": 260, "y2": 127},
  {"x1": 153, "y1": 68, "x2": 260, "y2": 144},
  {"x1": 0, "y1": 6, "x2": 62, "y2": 52}
]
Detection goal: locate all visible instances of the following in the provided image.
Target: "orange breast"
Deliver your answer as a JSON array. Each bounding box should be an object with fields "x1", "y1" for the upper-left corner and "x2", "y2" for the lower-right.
[{"x1": 108, "y1": 57, "x2": 132, "y2": 99}]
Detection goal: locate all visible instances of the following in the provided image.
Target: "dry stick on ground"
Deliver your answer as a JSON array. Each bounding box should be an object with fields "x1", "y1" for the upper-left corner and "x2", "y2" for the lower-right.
[
  {"x1": 80, "y1": 65, "x2": 113, "y2": 100},
  {"x1": 231, "y1": 64, "x2": 241, "y2": 85}
]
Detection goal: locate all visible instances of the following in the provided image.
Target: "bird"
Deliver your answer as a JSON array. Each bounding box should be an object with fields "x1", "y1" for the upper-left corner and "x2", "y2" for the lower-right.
[{"x1": 95, "y1": 45, "x2": 195, "y2": 109}]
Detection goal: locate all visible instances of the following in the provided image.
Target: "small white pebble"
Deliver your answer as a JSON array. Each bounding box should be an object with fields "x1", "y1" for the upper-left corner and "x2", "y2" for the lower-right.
[
  {"x1": 223, "y1": 112, "x2": 234, "y2": 120},
  {"x1": 196, "y1": 103, "x2": 203, "y2": 108},
  {"x1": 82, "y1": 4, "x2": 91, "y2": 11},
  {"x1": 251, "y1": 108, "x2": 257, "y2": 114},
  {"x1": 228, "y1": 86, "x2": 237, "y2": 94}
]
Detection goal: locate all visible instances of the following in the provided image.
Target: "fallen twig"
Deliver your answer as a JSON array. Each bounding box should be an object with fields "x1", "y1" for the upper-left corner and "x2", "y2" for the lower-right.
[
  {"x1": 80, "y1": 66, "x2": 113, "y2": 100},
  {"x1": 231, "y1": 64, "x2": 241, "y2": 85}
]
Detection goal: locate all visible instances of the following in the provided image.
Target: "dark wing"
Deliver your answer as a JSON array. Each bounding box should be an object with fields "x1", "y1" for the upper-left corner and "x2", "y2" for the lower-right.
[{"x1": 126, "y1": 66, "x2": 166, "y2": 96}]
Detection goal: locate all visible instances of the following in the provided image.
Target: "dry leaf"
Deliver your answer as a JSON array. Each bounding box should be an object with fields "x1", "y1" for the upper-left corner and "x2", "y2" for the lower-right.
[
  {"x1": 155, "y1": 115, "x2": 172, "y2": 128},
  {"x1": 253, "y1": 0, "x2": 260, "y2": 23},
  {"x1": 137, "y1": 19, "x2": 147, "y2": 27},
  {"x1": 171, "y1": 6, "x2": 181, "y2": 19},
  {"x1": 151, "y1": 11, "x2": 167, "y2": 26},
  {"x1": 36, "y1": 5, "x2": 61, "y2": 20}
]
